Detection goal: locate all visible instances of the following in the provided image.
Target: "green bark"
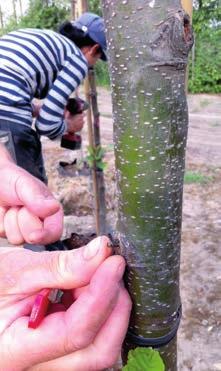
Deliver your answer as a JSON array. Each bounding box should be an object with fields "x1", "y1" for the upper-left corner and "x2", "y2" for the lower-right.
[{"x1": 101, "y1": 1, "x2": 193, "y2": 370}]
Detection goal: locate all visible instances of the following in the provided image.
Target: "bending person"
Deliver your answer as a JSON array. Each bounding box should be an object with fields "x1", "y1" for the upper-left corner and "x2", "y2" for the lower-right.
[{"x1": 0, "y1": 12, "x2": 107, "y2": 250}]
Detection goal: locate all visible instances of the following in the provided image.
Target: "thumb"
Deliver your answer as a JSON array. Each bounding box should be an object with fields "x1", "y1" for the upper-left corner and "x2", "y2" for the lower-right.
[{"x1": 1, "y1": 236, "x2": 113, "y2": 295}]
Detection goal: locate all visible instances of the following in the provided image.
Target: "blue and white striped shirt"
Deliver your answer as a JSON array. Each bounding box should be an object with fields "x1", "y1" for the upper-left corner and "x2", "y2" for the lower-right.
[{"x1": 0, "y1": 28, "x2": 88, "y2": 139}]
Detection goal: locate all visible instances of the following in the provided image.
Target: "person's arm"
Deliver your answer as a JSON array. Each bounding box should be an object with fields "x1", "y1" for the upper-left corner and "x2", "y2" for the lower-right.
[
  {"x1": 35, "y1": 55, "x2": 88, "y2": 139},
  {"x1": 32, "y1": 98, "x2": 85, "y2": 135},
  {"x1": 0, "y1": 237, "x2": 132, "y2": 370},
  {"x1": 0, "y1": 143, "x2": 63, "y2": 245}
]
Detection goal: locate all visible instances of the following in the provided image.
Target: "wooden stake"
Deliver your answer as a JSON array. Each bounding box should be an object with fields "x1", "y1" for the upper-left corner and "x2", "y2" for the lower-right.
[
  {"x1": 181, "y1": 0, "x2": 193, "y2": 19},
  {"x1": 70, "y1": 0, "x2": 77, "y2": 19},
  {"x1": 78, "y1": 0, "x2": 88, "y2": 14},
  {"x1": 77, "y1": 0, "x2": 107, "y2": 235},
  {"x1": 88, "y1": 67, "x2": 107, "y2": 234},
  {"x1": 181, "y1": 0, "x2": 193, "y2": 92},
  {"x1": 84, "y1": 78, "x2": 101, "y2": 235}
]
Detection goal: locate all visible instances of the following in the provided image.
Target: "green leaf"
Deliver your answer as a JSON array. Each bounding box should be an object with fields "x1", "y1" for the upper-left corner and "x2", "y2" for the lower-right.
[
  {"x1": 86, "y1": 155, "x2": 94, "y2": 168},
  {"x1": 96, "y1": 145, "x2": 104, "y2": 158},
  {"x1": 96, "y1": 161, "x2": 107, "y2": 170},
  {"x1": 86, "y1": 155, "x2": 94, "y2": 162},
  {"x1": 122, "y1": 347, "x2": 165, "y2": 371},
  {"x1": 87, "y1": 146, "x2": 95, "y2": 157}
]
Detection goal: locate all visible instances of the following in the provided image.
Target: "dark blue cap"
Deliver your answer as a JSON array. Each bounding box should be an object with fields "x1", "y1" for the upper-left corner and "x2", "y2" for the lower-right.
[{"x1": 72, "y1": 12, "x2": 107, "y2": 61}]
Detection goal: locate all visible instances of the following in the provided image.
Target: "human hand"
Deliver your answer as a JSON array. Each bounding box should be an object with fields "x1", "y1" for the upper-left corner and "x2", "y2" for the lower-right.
[
  {"x1": 64, "y1": 111, "x2": 85, "y2": 133},
  {"x1": 0, "y1": 157, "x2": 63, "y2": 245},
  {"x1": 0, "y1": 236, "x2": 131, "y2": 371},
  {"x1": 32, "y1": 99, "x2": 43, "y2": 118}
]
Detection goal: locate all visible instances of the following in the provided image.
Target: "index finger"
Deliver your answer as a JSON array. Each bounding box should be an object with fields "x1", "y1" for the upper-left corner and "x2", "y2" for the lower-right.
[
  {"x1": 27, "y1": 206, "x2": 63, "y2": 245},
  {"x1": 0, "y1": 165, "x2": 60, "y2": 219}
]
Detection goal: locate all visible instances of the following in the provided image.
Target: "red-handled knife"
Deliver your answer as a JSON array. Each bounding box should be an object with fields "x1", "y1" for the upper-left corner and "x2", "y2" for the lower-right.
[{"x1": 28, "y1": 289, "x2": 63, "y2": 329}]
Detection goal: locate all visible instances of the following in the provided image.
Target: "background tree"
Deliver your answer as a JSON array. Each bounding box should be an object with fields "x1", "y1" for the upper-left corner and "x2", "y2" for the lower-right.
[
  {"x1": 17, "y1": 0, "x2": 68, "y2": 30},
  {"x1": 1, "y1": 0, "x2": 220, "y2": 92},
  {"x1": 88, "y1": 0, "x2": 101, "y2": 14},
  {"x1": 18, "y1": 0, "x2": 23, "y2": 17},
  {"x1": 101, "y1": 0, "x2": 193, "y2": 369},
  {"x1": 189, "y1": 0, "x2": 221, "y2": 93},
  {"x1": 12, "y1": 0, "x2": 18, "y2": 24},
  {"x1": 0, "y1": 5, "x2": 4, "y2": 29},
  {"x1": 0, "y1": 0, "x2": 69, "y2": 34}
]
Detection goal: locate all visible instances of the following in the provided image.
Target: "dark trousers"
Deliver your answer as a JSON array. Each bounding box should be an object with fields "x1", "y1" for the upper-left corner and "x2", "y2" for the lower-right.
[{"x1": 0, "y1": 120, "x2": 65, "y2": 251}]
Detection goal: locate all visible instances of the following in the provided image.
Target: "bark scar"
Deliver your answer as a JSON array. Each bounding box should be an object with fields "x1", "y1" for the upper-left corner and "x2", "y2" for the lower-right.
[
  {"x1": 183, "y1": 14, "x2": 193, "y2": 44},
  {"x1": 149, "y1": 9, "x2": 194, "y2": 65}
]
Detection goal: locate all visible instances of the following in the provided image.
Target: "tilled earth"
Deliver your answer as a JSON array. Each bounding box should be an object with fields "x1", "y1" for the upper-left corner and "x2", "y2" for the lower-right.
[{"x1": 42, "y1": 89, "x2": 221, "y2": 371}]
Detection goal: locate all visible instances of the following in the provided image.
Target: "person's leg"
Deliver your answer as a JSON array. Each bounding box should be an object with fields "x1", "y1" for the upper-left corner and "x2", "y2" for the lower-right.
[{"x1": 12, "y1": 124, "x2": 47, "y2": 183}]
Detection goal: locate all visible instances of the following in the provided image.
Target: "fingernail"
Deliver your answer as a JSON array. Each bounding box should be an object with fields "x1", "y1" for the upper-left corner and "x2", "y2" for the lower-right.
[{"x1": 83, "y1": 236, "x2": 102, "y2": 260}]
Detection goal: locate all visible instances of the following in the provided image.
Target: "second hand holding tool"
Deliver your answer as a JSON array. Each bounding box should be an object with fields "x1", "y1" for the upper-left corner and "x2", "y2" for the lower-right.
[{"x1": 61, "y1": 97, "x2": 89, "y2": 150}]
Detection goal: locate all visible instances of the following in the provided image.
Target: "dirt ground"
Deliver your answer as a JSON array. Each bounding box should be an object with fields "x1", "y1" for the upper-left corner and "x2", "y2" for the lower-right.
[{"x1": 42, "y1": 89, "x2": 221, "y2": 371}]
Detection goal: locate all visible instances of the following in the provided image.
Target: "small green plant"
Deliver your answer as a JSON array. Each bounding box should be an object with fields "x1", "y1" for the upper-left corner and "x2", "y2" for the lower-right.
[
  {"x1": 184, "y1": 171, "x2": 213, "y2": 184},
  {"x1": 86, "y1": 145, "x2": 106, "y2": 171},
  {"x1": 122, "y1": 347, "x2": 165, "y2": 371}
]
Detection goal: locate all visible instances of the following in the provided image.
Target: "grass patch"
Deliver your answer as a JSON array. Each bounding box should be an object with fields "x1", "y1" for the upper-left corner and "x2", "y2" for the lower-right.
[{"x1": 184, "y1": 171, "x2": 213, "y2": 184}]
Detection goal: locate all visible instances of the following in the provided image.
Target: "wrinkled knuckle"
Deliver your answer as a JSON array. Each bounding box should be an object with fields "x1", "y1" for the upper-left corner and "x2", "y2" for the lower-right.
[
  {"x1": 52, "y1": 252, "x2": 71, "y2": 283},
  {"x1": 63, "y1": 332, "x2": 88, "y2": 354}
]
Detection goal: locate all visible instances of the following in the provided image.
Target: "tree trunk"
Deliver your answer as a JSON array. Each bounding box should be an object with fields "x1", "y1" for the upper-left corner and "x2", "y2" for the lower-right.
[
  {"x1": 18, "y1": 0, "x2": 23, "y2": 17},
  {"x1": 78, "y1": 0, "x2": 88, "y2": 14},
  {"x1": 101, "y1": 1, "x2": 193, "y2": 370},
  {"x1": 12, "y1": 0, "x2": 17, "y2": 23},
  {"x1": 70, "y1": 0, "x2": 77, "y2": 19},
  {"x1": 0, "y1": 5, "x2": 4, "y2": 29}
]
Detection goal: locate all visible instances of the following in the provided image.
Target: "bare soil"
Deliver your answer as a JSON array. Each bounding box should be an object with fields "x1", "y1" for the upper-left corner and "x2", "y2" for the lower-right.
[{"x1": 42, "y1": 89, "x2": 221, "y2": 371}]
